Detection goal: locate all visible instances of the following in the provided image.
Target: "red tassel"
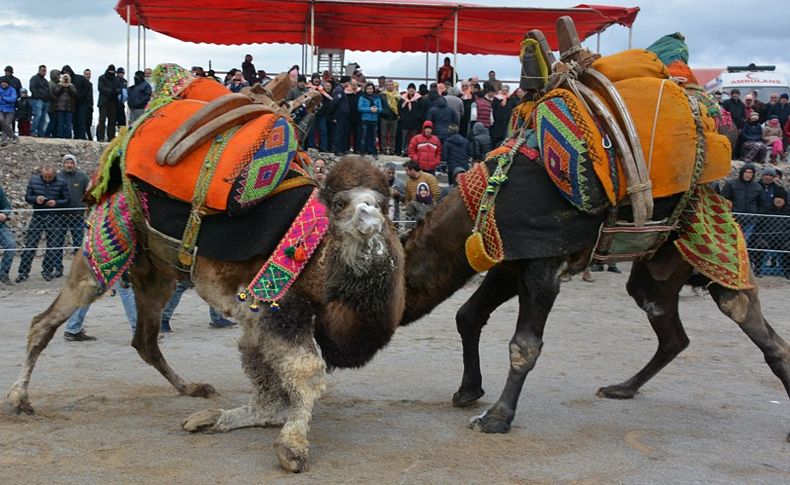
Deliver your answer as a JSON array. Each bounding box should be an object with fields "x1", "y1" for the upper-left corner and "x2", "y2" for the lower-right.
[{"x1": 293, "y1": 246, "x2": 307, "y2": 262}]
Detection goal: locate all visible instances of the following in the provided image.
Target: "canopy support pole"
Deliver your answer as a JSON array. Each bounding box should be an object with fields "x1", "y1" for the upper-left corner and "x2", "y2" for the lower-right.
[
  {"x1": 137, "y1": 24, "x2": 141, "y2": 72},
  {"x1": 435, "y1": 35, "x2": 440, "y2": 82},
  {"x1": 628, "y1": 26, "x2": 632, "y2": 49},
  {"x1": 143, "y1": 27, "x2": 147, "y2": 69},
  {"x1": 310, "y1": 1, "x2": 315, "y2": 74},
  {"x1": 126, "y1": 5, "x2": 131, "y2": 127},
  {"x1": 425, "y1": 37, "x2": 430, "y2": 83},
  {"x1": 453, "y1": 9, "x2": 458, "y2": 81},
  {"x1": 596, "y1": 32, "x2": 601, "y2": 54}
]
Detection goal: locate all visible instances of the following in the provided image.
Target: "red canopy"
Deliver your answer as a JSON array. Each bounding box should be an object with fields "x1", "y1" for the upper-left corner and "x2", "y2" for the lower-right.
[{"x1": 115, "y1": 0, "x2": 639, "y2": 56}]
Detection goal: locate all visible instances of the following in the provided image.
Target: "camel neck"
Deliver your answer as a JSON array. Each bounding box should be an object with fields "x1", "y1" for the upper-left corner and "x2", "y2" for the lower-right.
[{"x1": 401, "y1": 190, "x2": 476, "y2": 326}]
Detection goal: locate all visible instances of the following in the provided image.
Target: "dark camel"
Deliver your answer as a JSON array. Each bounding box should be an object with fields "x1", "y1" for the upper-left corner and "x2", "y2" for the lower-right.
[{"x1": 399, "y1": 166, "x2": 790, "y2": 440}]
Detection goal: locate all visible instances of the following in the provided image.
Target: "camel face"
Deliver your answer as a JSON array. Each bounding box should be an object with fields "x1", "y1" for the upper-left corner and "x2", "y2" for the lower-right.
[{"x1": 330, "y1": 188, "x2": 389, "y2": 276}]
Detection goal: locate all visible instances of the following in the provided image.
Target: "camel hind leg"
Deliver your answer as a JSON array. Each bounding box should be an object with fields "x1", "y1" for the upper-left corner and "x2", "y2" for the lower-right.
[
  {"x1": 6, "y1": 256, "x2": 102, "y2": 415},
  {"x1": 598, "y1": 254, "x2": 692, "y2": 399},
  {"x1": 707, "y1": 276, "x2": 790, "y2": 441},
  {"x1": 128, "y1": 254, "x2": 216, "y2": 397}
]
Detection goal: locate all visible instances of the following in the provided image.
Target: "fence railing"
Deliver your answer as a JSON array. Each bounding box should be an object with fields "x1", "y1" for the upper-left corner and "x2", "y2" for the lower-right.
[{"x1": 0, "y1": 209, "x2": 788, "y2": 280}]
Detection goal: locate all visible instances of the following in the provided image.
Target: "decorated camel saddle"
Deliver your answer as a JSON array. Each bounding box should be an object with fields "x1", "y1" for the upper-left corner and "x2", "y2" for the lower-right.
[
  {"x1": 461, "y1": 18, "x2": 751, "y2": 290},
  {"x1": 82, "y1": 64, "x2": 329, "y2": 309}
]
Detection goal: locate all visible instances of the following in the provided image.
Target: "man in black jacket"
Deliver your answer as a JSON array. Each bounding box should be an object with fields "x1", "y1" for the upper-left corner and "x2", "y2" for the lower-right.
[
  {"x1": 61, "y1": 65, "x2": 90, "y2": 140},
  {"x1": 16, "y1": 165, "x2": 71, "y2": 283},
  {"x1": 97, "y1": 64, "x2": 120, "y2": 142},
  {"x1": 128, "y1": 70, "x2": 152, "y2": 123},
  {"x1": 83, "y1": 69, "x2": 94, "y2": 140},
  {"x1": 722, "y1": 89, "x2": 746, "y2": 130},
  {"x1": 28, "y1": 65, "x2": 52, "y2": 137}
]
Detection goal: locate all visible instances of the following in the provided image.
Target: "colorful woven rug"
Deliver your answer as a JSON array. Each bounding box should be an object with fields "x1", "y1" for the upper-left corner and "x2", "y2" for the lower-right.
[
  {"x1": 83, "y1": 191, "x2": 137, "y2": 290},
  {"x1": 238, "y1": 188, "x2": 329, "y2": 311},
  {"x1": 674, "y1": 186, "x2": 753, "y2": 290},
  {"x1": 457, "y1": 162, "x2": 504, "y2": 264}
]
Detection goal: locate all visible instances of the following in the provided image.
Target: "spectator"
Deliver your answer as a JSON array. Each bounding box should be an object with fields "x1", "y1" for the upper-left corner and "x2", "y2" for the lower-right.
[
  {"x1": 313, "y1": 158, "x2": 328, "y2": 187},
  {"x1": 143, "y1": 67, "x2": 154, "y2": 89},
  {"x1": 399, "y1": 83, "x2": 422, "y2": 156},
  {"x1": 286, "y1": 74, "x2": 309, "y2": 101},
  {"x1": 307, "y1": 78, "x2": 332, "y2": 151},
  {"x1": 97, "y1": 64, "x2": 121, "y2": 142},
  {"x1": 722, "y1": 163, "x2": 763, "y2": 214},
  {"x1": 15, "y1": 88, "x2": 32, "y2": 136},
  {"x1": 51, "y1": 72, "x2": 77, "y2": 139},
  {"x1": 116, "y1": 67, "x2": 128, "y2": 128},
  {"x1": 771, "y1": 93, "x2": 790, "y2": 130},
  {"x1": 383, "y1": 162, "x2": 405, "y2": 222},
  {"x1": 16, "y1": 165, "x2": 70, "y2": 283},
  {"x1": 227, "y1": 70, "x2": 249, "y2": 93},
  {"x1": 491, "y1": 85, "x2": 517, "y2": 147},
  {"x1": 63, "y1": 65, "x2": 91, "y2": 140},
  {"x1": 330, "y1": 76, "x2": 352, "y2": 156},
  {"x1": 739, "y1": 112, "x2": 767, "y2": 163},
  {"x1": 29, "y1": 65, "x2": 51, "y2": 137},
  {"x1": 358, "y1": 82, "x2": 382, "y2": 159},
  {"x1": 0, "y1": 182, "x2": 15, "y2": 285},
  {"x1": 722, "y1": 88, "x2": 745, "y2": 130},
  {"x1": 760, "y1": 93, "x2": 779, "y2": 123},
  {"x1": 82, "y1": 69, "x2": 94, "y2": 140},
  {"x1": 242, "y1": 54, "x2": 256, "y2": 86},
  {"x1": 64, "y1": 279, "x2": 135, "y2": 341},
  {"x1": 347, "y1": 80, "x2": 362, "y2": 154},
  {"x1": 128, "y1": 70, "x2": 152, "y2": 123},
  {"x1": 441, "y1": 123, "x2": 470, "y2": 185},
  {"x1": 472, "y1": 85, "x2": 495, "y2": 134},
  {"x1": 459, "y1": 80, "x2": 474, "y2": 137},
  {"x1": 757, "y1": 166, "x2": 787, "y2": 208},
  {"x1": 743, "y1": 94, "x2": 758, "y2": 123},
  {"x1": 256, "y1": 70, "x2": 271, "y2": 86},
  {"x1": 443, "y1": 86, "x2": 465, "y2": 129},
  {"x1": 408, "y1": 121, "x2": 442, "y2": 175},
  {"x1": 763, "y1": 115, "x2": 784, "y2": 164},
  {"x1": 379, "y1": 79, "x2": 400, "y2": 155},
  {"x1": 58, "y1": 154, "x2": 89, "y2": 260},
  {"x1": 2, "y1": 66, "x2": 22, "y2": 96},
  {"x1": 405, "y1": 181, "x2": 436, "y2": 224},
  {"x1": 160, "y1": 281, "x2": 236, "y2": 332},
  {"x1": 0, "y1": 78, "x2": 18, "y2": 146},
  {"x1": 469, "y1": 121, "x2": 492, "y2": 160},
  {"x1": 191, "y1": 66, "x2": 205, "y2": 78},
  {"x1": 43, "y1": 69, "x2": 61, "y2": 138},
  {"x1": 486, "y1": 70, "x2": 502, "y2": 92},
  {"x1": 437, "y1": 57, "x2": 456, "y2": 85},
  {"x1": 426, "y1": 95, "x2": 458, "y2": 143},
  {"x1": 404, "y1": 160, "x2": 441, "y2": 203}
]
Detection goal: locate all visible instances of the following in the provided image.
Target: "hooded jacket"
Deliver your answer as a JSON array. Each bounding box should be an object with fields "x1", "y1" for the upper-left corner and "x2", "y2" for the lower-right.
[
  {"x1": 721, "y1": 163, "x2": 764, "y2": 213},
  {"x1": 0, "y1": 84, "x2": 17, "y2": 113},
  {"x1": 98, "y1": 65, "x2": 121, "y2": 107},
  {"x1": 426, "y1": 96, "x2": 458, "y2": 140},
  {"x1": 61, "y1": 65, "x2": 90, "y2": 106},
  {"x1": 441, "y1": 132, "x2": 470, "y2": 181},
  {"x1": 408, "y1": 120, "x2": 442, "y2": 172},
  {"x1": 51, "y1": 76, "x2": 77, "y2": 112},
  {"x1": 470, "y1": 122, "x2": 492, "y2": 160},
  {"x1": 358, "y1": 91, "x2": 382, "y2": 123},
  {"x1": 128, "y1": 73, "x2": 152, "y2": 109}
]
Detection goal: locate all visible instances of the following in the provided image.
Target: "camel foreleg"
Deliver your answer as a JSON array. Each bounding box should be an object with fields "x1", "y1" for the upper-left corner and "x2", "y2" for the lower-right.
[
  {"x1": 470, "y1": 258, "x2": 563, "y2": 434},
  {"x1": 6, "y1": 256, "x2": 102, "y2": 415},
  {"x1": 453, "y1": 265, "x2": 518, "y2": 407}
]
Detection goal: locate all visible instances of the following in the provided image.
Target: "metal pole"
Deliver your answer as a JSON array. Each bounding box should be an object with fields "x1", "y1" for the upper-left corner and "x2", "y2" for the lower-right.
[
  {"x1": 143, "y1": 27, "x2": 147, "y2": 69},
  {"x1": 137, "y1": 24, "x2": 141, "y2": 71},
  {"x1": 453, "y1": 9, "x2": 458, "y2": 81},
  {"x1": 425, "y1": 37, "x2": 430, "y2": 83},
  {"x1": 126, "y1": 5, "x2": 131, "y2": 127},
  {"x1": 628, "y1": 26, "x2": 632, "y2": 49},
  {"x1": 596, "y1": 32, "x2": 601, "y2": 54},
  {"x1": 435, "y1": 35, "x2": 440, "y2": 81},
  {"x1": 310, "y1": 1, "x2": 315, "y2": 74}
]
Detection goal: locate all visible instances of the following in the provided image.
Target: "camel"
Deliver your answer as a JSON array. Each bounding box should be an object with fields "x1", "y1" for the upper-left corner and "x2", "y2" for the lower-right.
[
  {"x1": 5, "y1": 155, "x2": 405, "y2": 472},
  {"x1": 397, "y1": 153, "x2": 790, "y2": 441}
]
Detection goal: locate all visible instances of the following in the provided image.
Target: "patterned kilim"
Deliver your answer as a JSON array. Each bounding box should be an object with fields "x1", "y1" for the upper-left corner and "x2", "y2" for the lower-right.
[
  {"x1": 233, "y1": 117, "x2": 296, "y2": 208},
  {"x1": 83, "y1": 191, "x2": 137, "y2": 290},
  {"x1": 535, "y1": 96, "x2": 594, "y2": 212},
  {"x1": 674, "y1": 186, "x2": 753, "y2": 290},
  {"x1": 239, "y1": 189, "x2": 329, "y2": 310},
  {"x1": 147, "y1": 63, "x2": 192, "y2": 111},
  {"x1": 457, "y1": 163, "x2": 504, "y2": 263}
]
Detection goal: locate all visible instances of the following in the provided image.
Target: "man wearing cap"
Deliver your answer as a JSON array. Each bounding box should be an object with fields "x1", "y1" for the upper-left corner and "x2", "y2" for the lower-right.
[
  {"x1": 0, "y1": 77, "x2": 18, "y2": 145},
  {"x1": 722, "y1": 88, "x2": 746, "y2": 130},
  {"x1": 758, "y1": 166, "x2": 787, "y2": 208},
  {"x1": 1, "y1": 67, "x2": 21, "y2": 134},
  {"x1": 58, "y1": 155, "x2": 89, "y2": 264},
  {"x1": 115, "y1": 67, "x2": 128, "y2": 129},
  {"x1": 29, "y1": 65, "x2": 51, "y2": 137},
  {"x1": 97, "y1": 64, "x2": 121, "y2": 142}
]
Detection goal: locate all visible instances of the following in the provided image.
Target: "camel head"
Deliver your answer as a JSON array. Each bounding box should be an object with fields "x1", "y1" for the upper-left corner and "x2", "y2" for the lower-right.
[{"x1": 329, "y1": 187, "x2": 389, "y2": 276}]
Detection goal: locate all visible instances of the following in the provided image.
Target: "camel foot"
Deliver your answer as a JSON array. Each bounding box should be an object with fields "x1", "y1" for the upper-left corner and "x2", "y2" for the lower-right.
[
  {"x1": 273, "y1": 439, "x2": 308, "y2": 473},
  {"x1": 5, "y1": 387, "x2": 35, "y2": 415},
  {"x1": 597, "y1": 384, "x2": 638, "y2": 399},
  {"x1": 468, "y1": 411, "x2": 511, "y2": 434},
  {"x1": 452, "y1": 387, "x2": 485, "y2": 407},
  {"x1": 181, "y1": 382, "x2": 217, "y2": 398},
  {"x1": 182, "y1": 409, "x2": 223, "y2": 433}
]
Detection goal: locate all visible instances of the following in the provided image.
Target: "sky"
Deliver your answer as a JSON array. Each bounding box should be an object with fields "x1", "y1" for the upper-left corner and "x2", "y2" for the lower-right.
[{"x1": 3, "y1": 0, "x2": 789, "y2": 88}]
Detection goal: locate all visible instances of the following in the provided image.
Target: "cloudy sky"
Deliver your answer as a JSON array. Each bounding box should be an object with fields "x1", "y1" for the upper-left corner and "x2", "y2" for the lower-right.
[{"x1": 3, "y1": 0, "x2": 787, "y2": 87}]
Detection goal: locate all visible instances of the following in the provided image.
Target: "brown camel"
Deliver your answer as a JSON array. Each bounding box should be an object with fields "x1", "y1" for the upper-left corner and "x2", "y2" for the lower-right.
[
  {"x1": 5, "y1": 156, "x2": 405, "y2": 472},
  {"x1": 399, "y1": 161, "x2": 790, "y2": 441}
]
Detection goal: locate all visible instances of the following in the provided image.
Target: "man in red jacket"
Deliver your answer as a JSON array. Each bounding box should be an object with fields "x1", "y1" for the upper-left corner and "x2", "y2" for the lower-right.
[{"x1": 408, "y1": 120, "x2": 442, "y2": 174}]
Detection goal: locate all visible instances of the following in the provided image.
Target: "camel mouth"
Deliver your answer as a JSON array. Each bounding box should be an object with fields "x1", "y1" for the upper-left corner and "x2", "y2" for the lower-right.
[{"x1": 351, "y1": 202, "x2": 385, "y2": 236}]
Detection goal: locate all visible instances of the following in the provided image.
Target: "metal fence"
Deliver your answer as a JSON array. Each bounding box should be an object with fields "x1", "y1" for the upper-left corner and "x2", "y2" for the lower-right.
[{"x1": 0, "y1": 209, "x2": 788, "y2": 282}]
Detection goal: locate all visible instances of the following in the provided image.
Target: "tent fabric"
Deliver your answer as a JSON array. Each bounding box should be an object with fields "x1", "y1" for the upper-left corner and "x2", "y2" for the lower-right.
[{"x1": 114, "y1": 0, "x2": 639, "y2": 56}]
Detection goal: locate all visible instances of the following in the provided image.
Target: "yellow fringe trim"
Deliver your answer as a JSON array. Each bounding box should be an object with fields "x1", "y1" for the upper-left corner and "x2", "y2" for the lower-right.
[{"x1": 465, "y1": 232, "x2": 501, "y2": 273}]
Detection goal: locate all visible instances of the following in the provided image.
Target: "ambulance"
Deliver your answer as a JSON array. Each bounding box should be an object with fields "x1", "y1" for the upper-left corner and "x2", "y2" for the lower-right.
[{"x1": 705, "y1": 64, "x2": 790, "y2": 102}]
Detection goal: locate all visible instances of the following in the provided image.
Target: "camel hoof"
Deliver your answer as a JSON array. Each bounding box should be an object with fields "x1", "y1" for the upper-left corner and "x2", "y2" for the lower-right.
[
  {"x1": 597, "y1": 384, "x2": 638, "y2": 400},
  {"x1": 5, "y1": 389, "x2": 35, "y2": 416},
  {"x1": 452, "y1": 387, "x2": 485, "y2": 407},
  {"x1": 273, "y1": 439, "x2": 308, "y2": 473},
  {"x1": 182, "y1": 409, "x2": 222, "y2": 433},
  {"x1": 468, "y1": 411, "x2": 511, "y2": 434},
  {"x1": 181, "y1": 383, "x2": 217, "y2": 398}
]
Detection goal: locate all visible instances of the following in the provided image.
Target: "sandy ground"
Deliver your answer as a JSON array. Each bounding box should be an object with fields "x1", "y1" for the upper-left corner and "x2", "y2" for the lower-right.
[{"x1": 1, "y1": 266, "x2": 789, "y2": 484}]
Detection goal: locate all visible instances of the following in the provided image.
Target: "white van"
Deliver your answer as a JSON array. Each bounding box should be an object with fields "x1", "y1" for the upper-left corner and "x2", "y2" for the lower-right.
[{"x1": 705, "y1": 65, "x2": 790, "y2": 102}]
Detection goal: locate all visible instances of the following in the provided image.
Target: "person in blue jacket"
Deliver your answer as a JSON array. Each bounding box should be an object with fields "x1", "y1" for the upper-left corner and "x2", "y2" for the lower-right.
[
  {"x1": 357, "y1": 82, "x2": 382, "y2": 159},
  {"x1": 0, "y1": 77, "x2": 18, "y2": 145}
]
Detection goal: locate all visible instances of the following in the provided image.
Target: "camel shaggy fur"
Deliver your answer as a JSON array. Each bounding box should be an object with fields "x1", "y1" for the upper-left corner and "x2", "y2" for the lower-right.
[{"x1": 6, "y1": 156, "x2": 405, "y2": 472}]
